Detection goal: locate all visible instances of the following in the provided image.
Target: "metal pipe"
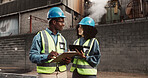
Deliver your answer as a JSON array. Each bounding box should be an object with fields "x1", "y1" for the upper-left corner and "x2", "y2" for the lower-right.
[
  {"x1": 140, "y1": 0, "x2": 143, "y2": 13},
  {"x1": 30, "y1": 15, "x2": 32, "y2": 33},
  {"x1": 19, "y1": 13, "x2": 21, "y2": 34},
  {"x1": 72, "y1": 11, "x2": 73, "y2": 28}
]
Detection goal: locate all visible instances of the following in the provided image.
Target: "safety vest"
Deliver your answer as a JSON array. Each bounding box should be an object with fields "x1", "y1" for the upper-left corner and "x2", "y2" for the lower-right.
[
  {"x1": 37, "y1": 30, "x2": 67, "y2": 74},
  {"x1": 70, "y1": 38, "x2": 98, "y2": 75}
]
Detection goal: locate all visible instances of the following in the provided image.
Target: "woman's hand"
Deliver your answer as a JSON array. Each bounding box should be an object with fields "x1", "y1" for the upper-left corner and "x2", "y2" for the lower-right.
[{"x1": 75, "y1": 49, "x2": 86, "y2": 58}]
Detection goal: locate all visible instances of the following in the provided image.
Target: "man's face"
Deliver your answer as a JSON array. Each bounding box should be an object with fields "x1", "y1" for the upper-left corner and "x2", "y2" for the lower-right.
[{"x1": 55, "y1": 18, "x2": 65, "y2": 31}]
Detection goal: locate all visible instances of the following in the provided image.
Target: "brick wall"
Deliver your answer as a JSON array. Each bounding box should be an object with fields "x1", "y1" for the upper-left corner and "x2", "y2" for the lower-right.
[
  {"x1": 0, "y1": 20, "x2": 148, "y2": 73},
  {"x1": 95, "y1": 21, "x2": 148, "y2": 73},
  {"x1": 0, "y1": 34, "x2": 35, "y2": 73},
  {"x1": 0, "y1": 73, "x2": 36, "y2": 78}
]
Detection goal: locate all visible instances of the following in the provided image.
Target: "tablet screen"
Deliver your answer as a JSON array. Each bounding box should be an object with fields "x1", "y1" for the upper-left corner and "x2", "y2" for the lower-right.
[
  {"x1": 69, "y1": 45, "x2": 90, "y2": 53},
  {"x1": 69, "y1": 45, "x2": 83, "y2": 52}
]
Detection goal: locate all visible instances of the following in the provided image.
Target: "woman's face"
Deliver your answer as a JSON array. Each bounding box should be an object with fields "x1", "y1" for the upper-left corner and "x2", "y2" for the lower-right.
[{"x1": 78, "y1": 25, "x2": 84, "y2": 36}]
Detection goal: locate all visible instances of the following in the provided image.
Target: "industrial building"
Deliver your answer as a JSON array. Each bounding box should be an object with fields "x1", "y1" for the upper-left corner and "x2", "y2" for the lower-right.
[
  {"x1": 0, "y1": 0, "x2": 148, "y2": 36},
  {"x1": 0, "y1": 0, "x2": 84, "y2": 36}
]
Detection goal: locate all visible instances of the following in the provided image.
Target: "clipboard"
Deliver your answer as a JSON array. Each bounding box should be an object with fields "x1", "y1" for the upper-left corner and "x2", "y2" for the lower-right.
[{"x1": 50, "y1": 51, "x2": 78, "y2": 63}]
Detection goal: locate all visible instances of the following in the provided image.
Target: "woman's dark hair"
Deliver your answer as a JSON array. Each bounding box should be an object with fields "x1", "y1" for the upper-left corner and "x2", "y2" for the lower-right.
[{"x1": 76, "y1": 25, "x2": 98, "y2": 40}]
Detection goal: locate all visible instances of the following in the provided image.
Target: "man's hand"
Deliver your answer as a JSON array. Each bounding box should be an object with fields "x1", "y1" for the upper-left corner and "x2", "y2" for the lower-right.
[
  {"x1": 62, "y1": 57, "x2": 72, "y2": 65},
  {"x1": 47, "y1": 51, "x2": 59, "y2": 60}
]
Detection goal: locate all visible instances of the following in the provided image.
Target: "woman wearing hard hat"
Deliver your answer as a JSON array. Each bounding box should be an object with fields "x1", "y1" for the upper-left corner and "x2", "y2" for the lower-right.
[{"x1": 70, "y1": 17, "x2": 101, "y2": 78}]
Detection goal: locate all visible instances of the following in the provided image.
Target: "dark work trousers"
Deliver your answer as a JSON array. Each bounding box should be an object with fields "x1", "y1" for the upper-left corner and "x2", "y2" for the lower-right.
[{"x1": 72, "y1": 69, "x2": 96, "y2": 78}]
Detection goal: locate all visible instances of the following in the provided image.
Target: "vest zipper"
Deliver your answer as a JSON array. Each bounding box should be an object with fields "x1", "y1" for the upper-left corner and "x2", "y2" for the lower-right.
[
  {"x1": 75, "y1": 38, "x2": 89, "y2": 69},
  {"x1": 75, "y1": 39, "x2": 80, "y2": 69},
  {"x1": 76, "y1": 58, "x2": 78, "y2": 68},
  {"x1": 56, "y1": 35, "x2": 58, "y2": 70},
  {"x1": 49, "y1": 32, "x2": 58, "y2": 70}
]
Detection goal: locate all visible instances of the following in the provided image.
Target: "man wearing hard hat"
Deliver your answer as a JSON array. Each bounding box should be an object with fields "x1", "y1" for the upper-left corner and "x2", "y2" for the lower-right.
[{"x1": 29, "y1": 7, "x2": 71, "y2": 78}]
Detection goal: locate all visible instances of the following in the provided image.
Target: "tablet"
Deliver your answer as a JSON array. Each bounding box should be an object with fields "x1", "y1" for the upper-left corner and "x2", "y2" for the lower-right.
[
  {"x1": 69, "y1": 45, "x2": 90, "y2": 52},
  {"x1": 69, "y1": 45, "x2": 84, "y2": 52}
]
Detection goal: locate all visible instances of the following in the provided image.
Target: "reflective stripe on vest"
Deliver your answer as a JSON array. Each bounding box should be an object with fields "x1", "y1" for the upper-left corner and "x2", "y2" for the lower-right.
[
  {"x1": 37, "y1": 30, "x2": 66, "y2": 74},
  {"x1": 70, "y1": 38, "x2": 98, "y2": 75}
]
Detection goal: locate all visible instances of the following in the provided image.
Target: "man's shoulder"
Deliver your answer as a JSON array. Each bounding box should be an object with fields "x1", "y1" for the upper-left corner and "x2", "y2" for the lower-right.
[{"x1": 34, "y1": 31, "x2": 43, "y2": 39}]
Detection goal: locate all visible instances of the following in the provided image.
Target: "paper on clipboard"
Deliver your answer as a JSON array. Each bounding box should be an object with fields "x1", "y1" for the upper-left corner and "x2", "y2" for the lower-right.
[{"x1": 50, "y1": 51, "x2": 78, "y2": 63}]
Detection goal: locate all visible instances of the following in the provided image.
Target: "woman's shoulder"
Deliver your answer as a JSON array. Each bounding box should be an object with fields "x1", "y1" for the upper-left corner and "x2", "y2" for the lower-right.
[{"x1": 91, "y1": 38, "x2": 99, "y2": 44}]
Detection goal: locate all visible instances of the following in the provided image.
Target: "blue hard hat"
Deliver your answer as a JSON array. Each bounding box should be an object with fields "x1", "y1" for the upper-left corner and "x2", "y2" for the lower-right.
[
  {"x1": 47, "y1": 7, "x2": 66, "y2": 19},
  {"x1": 79, "y1": 17, "x2": 95, "y2": 27}
]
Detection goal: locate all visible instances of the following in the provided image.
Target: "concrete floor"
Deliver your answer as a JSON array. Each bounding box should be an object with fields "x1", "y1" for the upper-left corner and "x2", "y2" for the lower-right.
[
  {"x1": 25, "y1": 71, "x2": 148, "y2": 78},
  {"x1": 97, "y1": 72, "x2": 148, "y2": 78},
  {"x1": 68, "y1": 71, "x2": 148, "y2": 78}
]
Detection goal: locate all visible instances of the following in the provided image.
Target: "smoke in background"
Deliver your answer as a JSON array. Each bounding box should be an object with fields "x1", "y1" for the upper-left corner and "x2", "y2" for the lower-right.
[{"x1": 88, "y1": 0, "x2": 109, "y2": 23}]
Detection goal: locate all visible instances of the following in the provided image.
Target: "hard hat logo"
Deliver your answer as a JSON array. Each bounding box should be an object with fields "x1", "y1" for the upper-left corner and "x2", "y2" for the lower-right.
[
  {"x1": 79, "y1": 17, "x2": 95, "y2": 27},
  {"x1": 88, "y1": 20, "x2": 92, "y2": 24},
  {"x1": 47, "y1": 7, "x2": 66, "y2": 19}
]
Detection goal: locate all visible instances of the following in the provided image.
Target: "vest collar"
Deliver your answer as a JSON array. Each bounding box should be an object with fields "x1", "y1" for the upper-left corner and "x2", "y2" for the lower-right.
[{"x1": 46, "y1": 28, "x2": 60, "y2": 36}]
